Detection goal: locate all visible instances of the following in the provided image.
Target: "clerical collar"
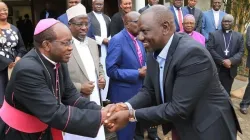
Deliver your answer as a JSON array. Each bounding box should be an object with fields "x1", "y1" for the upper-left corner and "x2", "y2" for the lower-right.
[
  {"x1": 188, "y1": 31, "x2": 193, "y2": 36},
  {"x1": 223, "y1": 30, "x2": 232, "y2": 33},
  {"x1": 41, "y1": 54, "x2": 57, "y2": 66},
  {"x1": 127, "y1": 30, "x2": 136, "y2": 40}
]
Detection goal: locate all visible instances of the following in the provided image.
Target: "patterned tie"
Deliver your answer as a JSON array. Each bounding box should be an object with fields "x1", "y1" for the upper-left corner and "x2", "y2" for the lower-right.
[
  {"x1": 177, "y1": 8, "x2": 183, "y2": 31},
  {"x1": 52, "y1": 63, "x2": 63, "y2": 140},
  {"x1": 133, "y1": 38, "x2": 143, "y2": 66}
]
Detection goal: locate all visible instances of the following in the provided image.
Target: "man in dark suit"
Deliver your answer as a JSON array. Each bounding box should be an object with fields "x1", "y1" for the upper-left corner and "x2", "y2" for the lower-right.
[
  {"x1": 239, "y1": 26, "x2": 250, "y2": 114},
  {"x1": 138, "y1": 0, "x2": 159, "y2": 14},
  {"x1": 183, "y1": 0, "x2": 203, "y2": 33},
  {"x1": 105, "y1": 5, "x2": 241, "y2": 140},
  {"x1": 110, "y1": 0, "x2": 132, "y2": 37},
  {"x1": 207, "y1": 14, "x2": 244, "y2": 95},
  {"x1": 39, "y1": 2, "x2": 57, "y2": 19},
  {"x1": 0, "y1": 19, "x2": 113, "y2": 140},
  {"x1": 106, "y1": 11, "x2": 147, "y2": 140},
  {"x1": 169, "y1": 0, "x2": 188, "y2": 32}
]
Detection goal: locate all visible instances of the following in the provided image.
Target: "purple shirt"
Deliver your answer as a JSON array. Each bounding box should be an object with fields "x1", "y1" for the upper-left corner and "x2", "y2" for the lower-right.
[{"x1": 185, "y1": 31, "x2": 206, "y2": 46}]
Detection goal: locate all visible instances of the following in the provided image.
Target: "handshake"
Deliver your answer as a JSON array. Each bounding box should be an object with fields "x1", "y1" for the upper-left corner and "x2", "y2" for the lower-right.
[{"x1": 101, "y1": 103, "x2": 135, "y2": 132}]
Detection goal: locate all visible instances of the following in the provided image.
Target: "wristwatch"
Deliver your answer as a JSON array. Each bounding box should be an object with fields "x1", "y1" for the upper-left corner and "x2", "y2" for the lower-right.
[{"x1": 128, "y1": 109, "x2": 136, "y2": 122}]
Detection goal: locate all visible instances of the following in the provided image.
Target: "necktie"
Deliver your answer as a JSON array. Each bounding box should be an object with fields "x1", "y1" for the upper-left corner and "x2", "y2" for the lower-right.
[
  {"x1": 177, "y1": 8, "x2": 183, "y2": 31},
  {"x1": 133, "y1": 39, "x2": 143, "y2": 66},
  {"x1": 52, "y1": 63, "x2": 63, "y2": 140}
]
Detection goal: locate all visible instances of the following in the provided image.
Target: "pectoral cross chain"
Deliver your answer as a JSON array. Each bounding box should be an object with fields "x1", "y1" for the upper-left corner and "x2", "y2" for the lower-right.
[{"x1": 224, "y1": 49, "x2": 229, "y2": 56}]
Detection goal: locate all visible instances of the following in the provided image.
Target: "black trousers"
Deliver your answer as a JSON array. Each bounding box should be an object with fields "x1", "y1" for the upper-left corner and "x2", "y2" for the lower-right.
[
  {"x1": 134, "y1": 122, "x2": 159, "y2": 140},
  {"x1": 218, "y1": 68, "x2": 234, "y2": 96},
  {"x1": 240, "y1": 70, "x2": 250, "y2": 108}
]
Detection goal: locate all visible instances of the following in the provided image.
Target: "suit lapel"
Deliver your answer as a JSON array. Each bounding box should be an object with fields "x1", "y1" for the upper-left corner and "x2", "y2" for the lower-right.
[
  {"x1": 170, "y1": 6, "x2": 179, "y2": 29},
  {"x1": 209, "y1": 10, "x2": 216, "y2": 29},
  {"x1": 149, "y1": 53, "x2": 161, "y2": 104},
  {"x1": 229, "y1": 32, "x2": 236, "y2": 55},
  {"x1": 87, "y1": 38, "x2": 99, "y2": 76},
  {"x1": 163, "y1": 33, "x2": 181, "y2": 102},
  {"x1": 218, "y1": 11, "x2": 224, "y2": 29},
  {"x1": 72, "y1": 43, "x2": 89, "y2": 80},
  {"x1": 218, "y1": 30, "x2": 226, "y2": 53},
  {"x1": 123, "y1": 30, "x2": 141, "y2": 66}
]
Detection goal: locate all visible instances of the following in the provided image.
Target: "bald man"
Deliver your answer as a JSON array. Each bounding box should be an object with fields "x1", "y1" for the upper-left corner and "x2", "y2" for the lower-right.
[
  {"x1": 182, "y1": 14, "x2": 205, "y2": 45},
  {"x1": 105, "y1": 6, "x2": 241, "y2": 140},
  {"x1": 106, "y1": 11, "x2": 146, "y2": 140},
  {"x1": 207, "y1": 14, "x2": 244, "y2": 95}
]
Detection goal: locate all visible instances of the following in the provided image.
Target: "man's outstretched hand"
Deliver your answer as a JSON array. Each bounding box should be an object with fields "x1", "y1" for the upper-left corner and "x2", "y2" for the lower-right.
[{"x1": 105, "y1": 110, "x2": 130, "y2": 132}]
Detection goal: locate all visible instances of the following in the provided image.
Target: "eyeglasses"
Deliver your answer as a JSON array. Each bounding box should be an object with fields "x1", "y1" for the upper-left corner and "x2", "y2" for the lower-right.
[
  {"x1": 53, "y1": 40, "x2": 74, "y2": 46},
  {"x1": 69, "y1": 22, "x2": 88, "y2": 28}
]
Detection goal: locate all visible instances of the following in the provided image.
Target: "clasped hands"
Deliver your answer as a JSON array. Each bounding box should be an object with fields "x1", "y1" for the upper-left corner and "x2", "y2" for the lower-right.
[{"x1": 101, "y1": 103, "x2": 132, "y2": 132}]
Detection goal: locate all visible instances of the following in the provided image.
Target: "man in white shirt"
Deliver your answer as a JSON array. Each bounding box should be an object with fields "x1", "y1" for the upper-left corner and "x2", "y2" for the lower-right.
[
  {"x1": 64, "y1": 3, "x2": 106, "y2": 140},
  {"x1": 202, "y1": 0, "x2": 226, "y2": 41},
  {"x1": 88, "y1": 0, "x2": 111, "y2": 102}
]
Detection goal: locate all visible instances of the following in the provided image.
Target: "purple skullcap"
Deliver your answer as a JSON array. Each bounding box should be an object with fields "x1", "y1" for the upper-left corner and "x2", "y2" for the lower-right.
[
  {"x1": 34, "y1": 18, "x2": 59, "y2": 35},
  {"x1": 184, "y1": 14, "x2": 195, "y2": 21}
]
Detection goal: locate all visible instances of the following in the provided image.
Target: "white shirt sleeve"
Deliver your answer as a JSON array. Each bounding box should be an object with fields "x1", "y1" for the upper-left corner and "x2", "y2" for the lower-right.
[{"x1": 95, "y1": 35, "x2": 105, "y2": 45}]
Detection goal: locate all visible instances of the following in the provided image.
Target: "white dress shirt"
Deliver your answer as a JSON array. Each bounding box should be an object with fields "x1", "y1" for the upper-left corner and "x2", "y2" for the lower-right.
[
  {"x1": 212, "y1": 9, "x2": 220, "y2": 29},
  {"x1": 93, "y1": 11, "x2": 109, "y2": 45}
]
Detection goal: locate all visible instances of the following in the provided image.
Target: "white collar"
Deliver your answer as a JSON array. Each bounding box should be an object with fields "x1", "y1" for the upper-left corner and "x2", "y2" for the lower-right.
[
  {"x1": 72, "y1": 36, "x2": 88, "y2": 45},
  {"x1": 42, "y1": 54, "x2": 57, "y2": 66},
  {"x1": 93, "y1": 11, "x2": 102, "y2": 15},
  {"x1": 157, "y1": 34, "x2": 174, "y2": 59}
]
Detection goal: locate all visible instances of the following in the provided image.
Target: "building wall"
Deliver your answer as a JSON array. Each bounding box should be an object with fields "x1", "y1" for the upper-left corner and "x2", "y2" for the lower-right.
[{"x1": 12, "y1": 6, "x2": 32, "y2": 26}]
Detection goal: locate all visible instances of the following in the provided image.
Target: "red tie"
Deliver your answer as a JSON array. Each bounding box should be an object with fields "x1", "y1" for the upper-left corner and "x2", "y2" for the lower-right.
[
  {"x1": 52, "y1": 63, "x2": 63, "y2": 140},
  {"x1": 177, "y1": 8, "x2": 183, "y2": 31}
]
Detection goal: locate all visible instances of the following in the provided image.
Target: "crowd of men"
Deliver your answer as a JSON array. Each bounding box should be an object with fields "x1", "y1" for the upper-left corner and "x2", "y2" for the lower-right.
[{"x1": 1, "y1": 0, "x2": 250, "y2": 140}]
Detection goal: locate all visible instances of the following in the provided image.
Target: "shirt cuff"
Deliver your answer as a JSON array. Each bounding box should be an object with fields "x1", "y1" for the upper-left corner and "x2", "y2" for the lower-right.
[
  {"x1": 125, "y1": 102, "x2": 133, "y2": 110},
  {"x1": 95, "y1": 36, "x2": 104, "y2": 45},
  {"x1": 125, "y1": 102, "x2": 137, "y2": 121}
]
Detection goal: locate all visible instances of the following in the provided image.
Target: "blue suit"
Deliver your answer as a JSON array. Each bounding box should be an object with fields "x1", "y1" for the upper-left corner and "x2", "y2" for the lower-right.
[
  {"x1": 106, "y1": 29, "x2": 146, "y2": 140},
  {"x1": 57, "y1": 13, "x2": 95, "y2": 39},
  {"x1": 169, "y1": 6, "x2": 188, "y2": 32},
  {"x1": 202, "y1": 10, "x2": 226, "y2": 41}
]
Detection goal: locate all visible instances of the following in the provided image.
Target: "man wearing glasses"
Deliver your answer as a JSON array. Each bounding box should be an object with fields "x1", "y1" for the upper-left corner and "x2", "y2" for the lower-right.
[{"x1": 64, "y1": 3, "x2": 106, "y2": 140}]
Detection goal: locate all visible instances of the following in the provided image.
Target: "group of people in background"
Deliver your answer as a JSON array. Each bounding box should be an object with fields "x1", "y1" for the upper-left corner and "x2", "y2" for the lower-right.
[{"x1": 0, "y1": 0, "x2": 250, "y2": 140}]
